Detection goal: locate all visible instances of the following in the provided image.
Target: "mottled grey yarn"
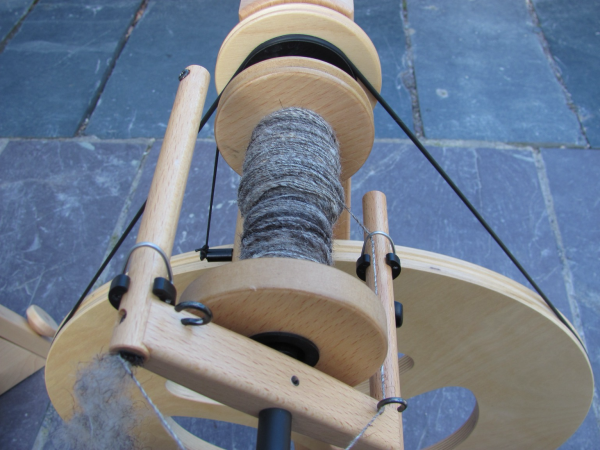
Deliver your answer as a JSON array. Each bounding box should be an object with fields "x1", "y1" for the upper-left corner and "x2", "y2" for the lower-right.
[{"x1": 238, "y1": 107, "x2": 345, "y2": 265}]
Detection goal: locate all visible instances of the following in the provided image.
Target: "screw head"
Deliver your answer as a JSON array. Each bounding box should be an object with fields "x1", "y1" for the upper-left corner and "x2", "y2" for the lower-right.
[{"x1": 291, "y1": 376, "x2": 300, "y2": 386}]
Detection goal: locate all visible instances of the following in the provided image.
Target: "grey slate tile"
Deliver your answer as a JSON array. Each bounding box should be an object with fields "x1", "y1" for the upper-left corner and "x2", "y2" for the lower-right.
[
  {"x1": 0, "y1": 369, "x2": 49, "y2": 450},
  {"x1": 104, "y1": 140, "x2": 240, "y2": 280},
  {"x1": 533, "y1": 0, "x2": 600, "y2": 147},
  {"x1": 351, "y1": 142, "x2": 593, "y2": 446},
  {"x1": 354, "y1": 0, "x2": 415, "y2": 137},
  {"x1": 543, "y1": 148, "x2": 600, "y2": 446},
  {"x1": 405, "y1": 0, "x2": 584, "y2": 144},
  {"x1": 0, "y1": 139, "x2": 147, "y2": 319},
  {"x1": 0, "y1": 0, "x2": 141, "y2": 137},
  {"x1": 0, "y1": 0, "x2": 33, "y2": 43},
  {"x1": 86, "y1": 1, "x2": 238, "y2": 139},
  {"x1": 351, "y1": 142, "x2": 571, "y2": 317},
  {"x1": 401, "y1": 387, "x2": 475, "y2": 450},
  {"x1": 68, "y1": 140, "x2": 244, "y2": 447}
]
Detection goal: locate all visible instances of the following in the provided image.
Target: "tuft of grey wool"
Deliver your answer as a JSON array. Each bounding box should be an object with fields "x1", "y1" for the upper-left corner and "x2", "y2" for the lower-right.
[
  {"x1": 238, "y1": 107, "x2": 345, "y2": 265},
  {"x1": 47, "y1": 354, "x2": 142, "y2": 450}
]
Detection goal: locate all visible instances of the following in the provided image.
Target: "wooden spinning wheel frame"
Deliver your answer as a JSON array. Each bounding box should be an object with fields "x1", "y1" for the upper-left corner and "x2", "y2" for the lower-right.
[{"x1": 45, "y1": 1, "x2": 593, "y2": 449}]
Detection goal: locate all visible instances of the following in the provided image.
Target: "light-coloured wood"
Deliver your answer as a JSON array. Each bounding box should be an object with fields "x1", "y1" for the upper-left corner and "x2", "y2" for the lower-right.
[
  {"x1": 144, "y1": 300, "x2": 400, "y2": 450},
  {"x1": 26, "y1": 305, "x2": 58, "y2": 338},
  {"x1": 215, "y1": 57, "x2": 374, "y2": 180},
  {"x1": 215, "y1": 4, "x2": 381, "y2": 96},
  {"x1": 362, "y1": 192, "x2": 404, "y2": 448},
  {"x1": 239, "y1": 0, "x2": 354, "y2": 21},
  {"x1": 332, "y1": 178, "x2": 351, "y2": 240},
  {"x1": 0, "y1": 337, "x2": 45, "y2": 395},
  {"x1": 110, "y1": 65, "x2": 210, "y2": 360},
  {"x1": 232, "y1": 210, "x2": 244, "y2": 262},
  {"x1": 180, "y1": 257, "x2": 387, "y2": 386},
  {"x1": 0, "y1": 303, "x2": 51, "y2": 358},
  {"x1": 47, "y1": 242, "x2": 593, "y2": 449}
]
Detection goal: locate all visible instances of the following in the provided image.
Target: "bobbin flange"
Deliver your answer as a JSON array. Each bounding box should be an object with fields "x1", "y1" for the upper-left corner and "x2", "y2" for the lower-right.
[
  {"x1": 215, "y1": 56, "x2": 374, "y2": 180},
  {"x1": 215, "y1": 4, "x2": 381, "y2": 96},
  {"x1": 179, "y1": 257, "x2": 388, "y2": 386}
]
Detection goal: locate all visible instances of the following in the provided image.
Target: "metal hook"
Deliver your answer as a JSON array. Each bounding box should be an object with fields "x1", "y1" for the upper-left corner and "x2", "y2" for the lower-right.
[
  {"x1": 121, "y1": 242, "x2": 173, "y2": 282},
  {"x1": 377, "y1": 397, "x2": 408, "y2": 413},
  {"x1": 356, "y1": 231, "x2": 401, "y2": 281},
  {"x1": 360, "y1": 231, "x2": 397, "y2": 257},
  {"x1": 175, "y1": 302, "x2": 213, "y2": 326}
]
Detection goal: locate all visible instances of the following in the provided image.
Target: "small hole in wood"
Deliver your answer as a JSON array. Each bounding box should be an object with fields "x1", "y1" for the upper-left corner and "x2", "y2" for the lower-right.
[
  {"x1": 291, "y1": 376, "x2": 300, "y2": 386},
  {"x1": 119, "y1": 310, "x2": 127, "y2": 324}
]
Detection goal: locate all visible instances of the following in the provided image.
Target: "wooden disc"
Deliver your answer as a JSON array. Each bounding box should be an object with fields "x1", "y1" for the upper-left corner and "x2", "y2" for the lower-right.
[
  {"x1": 25, "y1": 305, "x2": 58, "y2": 338},
  {"x1": 215, "y1": 4, "x2": 381, "y2": 95},
  {"x1": 239, "y1": 0, "x2": 355, "y2": 21},
  {"x1": 179, "y1": 258, "x2": 387, "y2": 386},
  {"x1": 215, "y1": 57, "x2": 374, "y2": 180},
  {"x1": 46, "y1": 242, "x2": 593, "y2": 450}
]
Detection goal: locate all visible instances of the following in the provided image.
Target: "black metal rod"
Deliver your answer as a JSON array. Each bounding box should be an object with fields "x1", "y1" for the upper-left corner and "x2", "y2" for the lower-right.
[{"x1": 256, "y1": 408, "x2": 292, "y2": 450}]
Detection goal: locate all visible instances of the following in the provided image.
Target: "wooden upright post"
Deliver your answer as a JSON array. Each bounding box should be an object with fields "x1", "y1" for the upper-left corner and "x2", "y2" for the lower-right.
[
  {"x1": 110, "y1": 65, "x2": 210, "y2": 360},
  {"x1": 363, "y1": 190, "x2": 404, "y2": 449}
]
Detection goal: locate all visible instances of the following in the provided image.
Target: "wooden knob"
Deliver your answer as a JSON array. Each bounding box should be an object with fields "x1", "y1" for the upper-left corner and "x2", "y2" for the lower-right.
[{"x1": 26, "y1": 305, "x2": 58, "y2": 337}]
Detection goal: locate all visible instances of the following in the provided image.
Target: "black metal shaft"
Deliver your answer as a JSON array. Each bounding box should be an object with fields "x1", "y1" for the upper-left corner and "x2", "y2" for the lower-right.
[{"x1": 256, "y1": 408, "x2": 292, "y2": 450}]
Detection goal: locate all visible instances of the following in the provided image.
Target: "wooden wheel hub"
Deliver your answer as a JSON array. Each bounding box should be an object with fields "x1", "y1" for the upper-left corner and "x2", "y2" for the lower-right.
[
  {"x1": 180, "y1": 258, "x2": 388, "y2": 386},
  {"x1": 215, "y1": 56, "x2": 374, "y2": 180}
]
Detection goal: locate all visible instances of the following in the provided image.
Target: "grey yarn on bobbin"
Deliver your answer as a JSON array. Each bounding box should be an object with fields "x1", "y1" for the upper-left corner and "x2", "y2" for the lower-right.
[{"x1": 238, "y1": 107, "x2": 345, "y2": 265}]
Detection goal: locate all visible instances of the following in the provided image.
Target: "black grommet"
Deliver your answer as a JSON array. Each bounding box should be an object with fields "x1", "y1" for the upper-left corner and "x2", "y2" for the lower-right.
[
  {"x1": 152, "y1": 277, "x2": 177, "y2": 305},
  {"x1": 250, "y1": 332, "x2": 320, "y2": 367},
  {"x1": 178, "y1": 68, "x2": 190, "y2": 81},
  {"x1": 386, "y1": 253, "x2": 401, "y2": 279},
  {"x1": 174, "y1": 301, "x2": 213, "y2": 326},
  {"x1": 108, "y1": 274, "x2": 130, "y2": 309},
  {"x1": 377, "y1": 397, "x2": 408, "y2": 412},
  {"x1": 394, "y1": 301, "x2": 403, "y2": 328},
  {"x1": 356, "y1": 253, "x2": 371, "y2": 281}
]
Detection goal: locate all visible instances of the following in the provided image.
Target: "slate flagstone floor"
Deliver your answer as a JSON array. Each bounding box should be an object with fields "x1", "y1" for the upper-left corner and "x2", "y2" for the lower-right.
[{"x1": 0, "y1": 0, "x2": 598, "y2": 448}]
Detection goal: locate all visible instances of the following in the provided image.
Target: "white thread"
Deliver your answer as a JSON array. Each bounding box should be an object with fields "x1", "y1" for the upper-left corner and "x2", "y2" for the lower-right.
[
  {"x1": 344, "y1": 406, "x2": 386, "y2": 450},
  {"x1": 119, "y1": 357, "x2": 186, "y2": 450}
]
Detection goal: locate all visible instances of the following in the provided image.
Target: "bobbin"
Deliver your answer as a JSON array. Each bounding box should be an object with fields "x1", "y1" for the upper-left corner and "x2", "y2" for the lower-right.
[
  {"x1": 214, "y1": 3, "x2": 381, "y2": 181},
  {"x1": 215, "y1": 56, "x2": 374, "y2": 180}
]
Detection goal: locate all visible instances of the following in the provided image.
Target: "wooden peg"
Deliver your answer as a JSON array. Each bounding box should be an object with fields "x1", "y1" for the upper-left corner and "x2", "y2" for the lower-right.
[
  {"x1": 110, "y1": 65, "x2": 210, "y2": 360},
  {"x1": 363, "y1": 191, "x2": 404, "y2": 448},
  {"x1": 26, "y1": 305, "x2": 58, "y2": 338}
]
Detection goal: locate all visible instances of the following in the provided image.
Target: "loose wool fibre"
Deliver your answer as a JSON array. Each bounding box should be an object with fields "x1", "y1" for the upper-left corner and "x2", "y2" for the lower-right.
[
  {"x1": 48, "y1": 354, "x2": 142, "y2": 450},
  {"x1": 238, "y1": 107, "x2": 345, "y2": 265}
]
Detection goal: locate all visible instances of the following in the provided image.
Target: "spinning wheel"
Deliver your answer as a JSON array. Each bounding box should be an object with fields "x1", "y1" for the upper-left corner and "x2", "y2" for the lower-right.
[
  {"x1": 44, "y1": 1, "x2": 593, "y2": 449},
  {"x1": 47, "y1": 243, "x2": 592, "y2": 449}
]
